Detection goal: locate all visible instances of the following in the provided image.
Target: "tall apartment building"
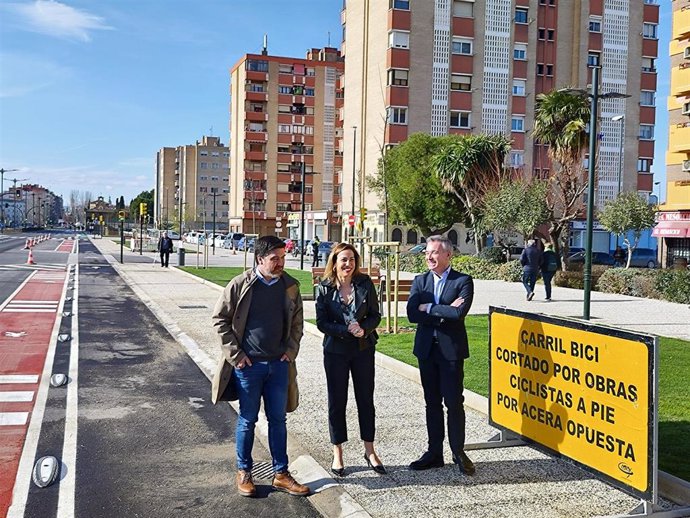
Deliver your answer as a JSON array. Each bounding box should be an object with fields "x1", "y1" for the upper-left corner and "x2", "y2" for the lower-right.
[
  {"x1": 228, "y1": 47, "x2": 344, "y2": 239},
  {"x1": 654, "y1": 1, "x2": 690, "y2": 267},
  {"x1": 342, "y1": 0, "x2": 659, "y2": 250},
  {"x1": 155, "y1": 136, "x2": 230, "y2": 233},
  {"x1": 16, "y1": 184, "x2": 63, "y2": 227}
]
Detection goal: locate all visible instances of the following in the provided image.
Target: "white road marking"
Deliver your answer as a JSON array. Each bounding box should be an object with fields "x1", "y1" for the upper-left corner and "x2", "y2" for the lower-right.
[
  {"x1": 0, "y1": 412, "x2": 29, "y2": 425},
  {"x1": 0, "y1": 391, "x2": 34, "y2": 402},
  {"x1": 0, "y1": 375, "x2": 39, "y2": 384},
  {"x1": 2, "y1": 309, "x2": 57, "y2": 313}
]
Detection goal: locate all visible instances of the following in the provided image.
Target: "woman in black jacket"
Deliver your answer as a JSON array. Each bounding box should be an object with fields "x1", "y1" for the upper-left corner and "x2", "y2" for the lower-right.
[{"x1": 316, "y1": 242, "x2": 385, "y2": 477}]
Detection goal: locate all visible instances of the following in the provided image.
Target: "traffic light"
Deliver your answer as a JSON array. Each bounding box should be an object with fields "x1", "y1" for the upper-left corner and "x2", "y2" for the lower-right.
[
  {"x1": 360, "y1": 207, "x2": 368, "y2": 220},
  {"x1": 140, "y1": 202, "x2": 148, "y2": 216},
  {"x1": 15, "y1": 189, "x2": 21, "y2": 199},
  {"x1": 118, "y1": 210, "x2": 125, "y2": 220}
]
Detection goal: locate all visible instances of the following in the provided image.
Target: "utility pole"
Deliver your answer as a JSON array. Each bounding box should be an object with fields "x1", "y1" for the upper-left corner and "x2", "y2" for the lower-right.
[
  {"x1": 8, "y1": 177, "x2": 27, "y2": 229},
  {"x1": 0, "y1": 168, "x2": 19, "y2": 233},
  {"x1": 350, "y1": 127, "x2": 357, "y2": 237},
  {"x1": 209, "y1": 191, "x2": 221, "y2": 255}
]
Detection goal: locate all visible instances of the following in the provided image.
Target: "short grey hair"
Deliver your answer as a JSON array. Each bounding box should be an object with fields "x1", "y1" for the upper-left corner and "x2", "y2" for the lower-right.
[
  {"x1": 426, "y1": 235, "x2": 453, "y2": 253},
  {"x1": 527, "y1": 239, "x2": 536, "y2": 247}
]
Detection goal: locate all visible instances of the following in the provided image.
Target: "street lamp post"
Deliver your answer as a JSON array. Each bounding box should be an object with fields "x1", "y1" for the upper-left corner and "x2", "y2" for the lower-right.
[
  {"x1": 209, "y1": 191, "x2": 220, "y2": 255},
  {"x1": 0, "y1": 168, "x2": 19, "y2": 233},
  {"x1": 612, "y1": 114, "x2": 624, "y2": 247},
  {"x1": 350, "y1": 126, "x2": 357, "y2": 238},
  {"x1": 300, "y1": 161, "x2": 307, "y2": 270}
]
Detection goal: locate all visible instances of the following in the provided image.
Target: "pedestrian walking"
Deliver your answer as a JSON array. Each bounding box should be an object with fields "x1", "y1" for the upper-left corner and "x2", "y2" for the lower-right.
[
  {"x1": 520, "y1": 239, "x2": 543, "y2": 301},
  {"x1": 541, "y1": 243, "x2": 560, "y2": 301},
  {"x1": 157, "y1": 231, "x2": 174, "y2": 268},
  {"x1": 210, "y1": 235, "x2": 309, "y2": 498},
  {"x1": 315, "y1": 242, "x2": 385, "y2": 478},
  {"x1": 311, "y1": 236, "x2": 321, "y2": 267},
  {"x1": 406, "y1": 235, "x2": 476, "y2": 475}
]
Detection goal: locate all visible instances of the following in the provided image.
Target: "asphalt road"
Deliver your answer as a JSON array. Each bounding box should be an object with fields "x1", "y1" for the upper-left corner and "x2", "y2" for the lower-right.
[{"x1": 4, "y1": 237, "x2": 318, "y2": 517}]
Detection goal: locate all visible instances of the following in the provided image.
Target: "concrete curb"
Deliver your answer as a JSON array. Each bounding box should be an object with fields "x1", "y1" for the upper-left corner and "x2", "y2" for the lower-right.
[{"x1": 98, "y1": 248, "x2": 371, "y2": 518}]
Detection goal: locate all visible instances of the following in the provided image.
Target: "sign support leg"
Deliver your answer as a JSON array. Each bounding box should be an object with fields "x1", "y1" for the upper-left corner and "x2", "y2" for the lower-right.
[
  {"x1": 594, "y1": 500, "x2": 690, "y2": 518},
  {"x1": 464, "y1": 430, "x2": 526, "y2": 451}
]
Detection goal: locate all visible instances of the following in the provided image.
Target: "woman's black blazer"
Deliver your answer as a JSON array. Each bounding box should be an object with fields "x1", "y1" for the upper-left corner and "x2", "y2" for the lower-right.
[{"x1": 315, "y1": 273, "x2": 381, "y2": 354}]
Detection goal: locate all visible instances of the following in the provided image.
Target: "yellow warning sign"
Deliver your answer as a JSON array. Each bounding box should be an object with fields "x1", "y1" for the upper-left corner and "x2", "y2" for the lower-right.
[{"x1": 489, "y1": 308, "x2": 655, "y2": 498}]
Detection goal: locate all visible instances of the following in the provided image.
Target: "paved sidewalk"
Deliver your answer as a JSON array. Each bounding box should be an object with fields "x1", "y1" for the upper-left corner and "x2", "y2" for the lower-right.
[{"x1": 91, "y1": 238, "x2": 687, "y2": 517}]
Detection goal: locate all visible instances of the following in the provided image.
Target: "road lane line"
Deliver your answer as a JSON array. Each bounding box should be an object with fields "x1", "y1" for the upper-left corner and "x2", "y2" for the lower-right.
[
  {"x1": 0, "y1": 375, "x2": 39, "y2": 384},
  {"x1": 57, "y1": 253, "x2": 79, "y2": 517},
  {"x1": 0, "y1": 392, "x2": 34, "y2": 403},
  {"x1": 2, "y1": 309, "x2": 58, "y2": 313},
  {"x1": 0, "y1": 413, "x2": 29, "y2": 426},
  {"x1": 7, "y1": 268, "x2": 71, "y2": 518}
]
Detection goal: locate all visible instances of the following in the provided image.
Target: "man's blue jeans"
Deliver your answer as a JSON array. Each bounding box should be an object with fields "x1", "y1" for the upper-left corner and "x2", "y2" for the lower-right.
[
  {"x1": 234, "y1": 359, "x2": 289, "y2": 473},
  {"x1": 522, "y1": 269, "x2": 538, "y2": 295}
]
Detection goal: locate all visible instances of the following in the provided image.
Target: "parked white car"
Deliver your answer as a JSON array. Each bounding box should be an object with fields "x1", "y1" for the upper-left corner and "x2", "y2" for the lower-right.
[{"x1": 213, "y1": 234, "x2": 227, "y2": 248}]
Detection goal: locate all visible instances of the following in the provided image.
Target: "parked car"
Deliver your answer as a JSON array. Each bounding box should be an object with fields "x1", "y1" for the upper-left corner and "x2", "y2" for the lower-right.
[
  {"x1": 310, "y1": 241, "x2": 333, "y2": 259},
  {"x1": 237, "y1": 236, "x2": 255, "y2": 252},
  {"x1": 626, "y1": 248, "x2": 658, "y2": 268},
  {"x1": 403, "y1": 243, "x2": 461, "y2": 255},
  {"x1": 229, "y1": 233, "x2": 245, "y2": 248},
  {"x1": 212, "y1": 234, "x2": 227, "y2": 248},
  {"x1": 184, "y1": 231, "x2": 204, "y2": 244},
  {"x1": 566, "y1": 251, "x2": 616, "y2": 266}
]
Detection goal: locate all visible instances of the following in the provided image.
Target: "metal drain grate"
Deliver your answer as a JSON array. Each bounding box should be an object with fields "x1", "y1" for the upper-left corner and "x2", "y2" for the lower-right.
[
  {"x1": 178, "y1": 305, "x2": 208, "y2": 309},
  {"x1": 251, "y1": 461, "x2": 274, "y2": 480}
]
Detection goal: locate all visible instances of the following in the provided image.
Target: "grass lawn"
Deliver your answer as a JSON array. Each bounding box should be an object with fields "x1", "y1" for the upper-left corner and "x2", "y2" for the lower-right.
[
  {"x1": 308, "y1": 315, "x2": 690, "y2": 482},
  {"x1": 180, "y1": 266, "x2": 313, "y2": 297}
]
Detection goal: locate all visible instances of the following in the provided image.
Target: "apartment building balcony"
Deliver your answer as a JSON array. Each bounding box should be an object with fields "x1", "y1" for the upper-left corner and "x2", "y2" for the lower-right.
[
  {"x1": 248, "y1": 191, "x2": 267, "y2": 201},
  {"x1": 671, "y1": 62, "x2": 690, "y2": 96},
  {"x1": 246, "y1": 70, "x2": 268, "y2": 82},
  {"x1": 452, "y1": 17, "x2": 474, "y2": 37},
  {"x1": 244, "y1": 171, "x2": 267, "y2": 180},
  {"x1": 246, "y1": 91, "x2": 268, "y2": 102},
  {"x1": 245, "y1": 130, "x2": 268, "y2": 142},
  {"x1": 244, "y1": 211, "x2": 267, "y2": 219},
  {"x1": 637, "y1": 172, "x2": 654, "y2": 192},
  {"x1": 388, "y1": 8, "x2": 410, "y2": 30},
  {"x1": 669, "y1": 122, "x2": 690, "y2": 153},
  {"x1": 245, "y1": 111, "x2": 268, "y2": 122},
  {"x1": 245, "y1": 151, "x2": 268, "y2": 161},
  {"x1": 387, "y1": 48, "x2": 409, "y2": 69},
  {"x1": 672, "y1": 7, "x2": 690, "y2": 40}
]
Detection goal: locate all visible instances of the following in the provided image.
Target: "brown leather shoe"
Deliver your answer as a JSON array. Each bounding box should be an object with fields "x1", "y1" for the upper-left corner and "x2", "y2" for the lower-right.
[
  {"x1": 236, "y1": 470, "x2": 256, "y2": 497},
  {"x1": 272, "y1": 471, "x2": 310, "y2": 496}
]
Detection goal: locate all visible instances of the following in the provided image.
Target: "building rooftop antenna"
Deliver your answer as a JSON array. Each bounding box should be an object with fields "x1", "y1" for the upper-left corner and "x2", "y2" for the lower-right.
[{"x1": 262, "y1": 34, "x2": 268, "y2": 56}]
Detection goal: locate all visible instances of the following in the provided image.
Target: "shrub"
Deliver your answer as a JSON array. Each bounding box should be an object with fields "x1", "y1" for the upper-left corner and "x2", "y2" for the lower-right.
[
  {"x1": 452, "y1": 255, "x2": 501, "y2": 279},
  {"x1": 597, "y1": 268, "x2": 660, "y2": 299},
  {"x1": 655, "y1": 269, "x2": 690, "y2": 304},
  {"x1": 554, "y1": 265, "x2": 610, "y2": 290},
  {"x1": 478, "y1": 246, "x2": 506, "y2": 264},
  {"x1": 398, "y1": 253, "x2": 427, "y2": 273},
  {"x1": 497, "y1": 260, "x2": 523, "y2": 282}
]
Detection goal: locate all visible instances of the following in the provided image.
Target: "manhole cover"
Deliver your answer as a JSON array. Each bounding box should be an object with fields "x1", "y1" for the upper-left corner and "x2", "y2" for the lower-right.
[{"x1": 178, "y1": 305, "x2": 208, "y2": 309}]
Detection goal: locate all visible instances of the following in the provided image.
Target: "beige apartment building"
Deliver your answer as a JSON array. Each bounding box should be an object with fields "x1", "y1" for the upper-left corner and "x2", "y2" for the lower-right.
[
  {"x1": 155, "y1": 136, "x2": 230, "y2": 233},
  {"x1": 654, "y1": 1, "x2": 690, "y2": 267},
  {"x1": 228, "y1": 47, "x2": 344, "y2": 240},
  {"x1": 342, "y1": 0, "x2": 660, "y2": 251}
]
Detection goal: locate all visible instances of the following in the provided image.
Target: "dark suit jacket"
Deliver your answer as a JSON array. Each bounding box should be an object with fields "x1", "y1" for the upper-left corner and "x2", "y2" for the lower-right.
[
  {"x1": 315, "y1": 274, "x2": 381, "y2": 354},
  {"x1": 406, "y1": 269, "x2": 474, "y2": 361}
]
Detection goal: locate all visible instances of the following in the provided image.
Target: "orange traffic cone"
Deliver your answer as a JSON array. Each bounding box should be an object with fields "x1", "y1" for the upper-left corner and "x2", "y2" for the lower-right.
[
  {"x1": 24, "y1": 239, "x2": 30, "y2": 249},
  {"x1": 27, "y1": 249, "x2": 36, "y2": 265}
]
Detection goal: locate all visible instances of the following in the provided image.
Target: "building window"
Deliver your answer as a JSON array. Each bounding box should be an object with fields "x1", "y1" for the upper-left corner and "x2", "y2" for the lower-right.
[
  {"x1": 279, "y1": 85, "x2": 292, "y2": 94},
  {"x1": 211, "y1": 151, "x2": 219, "y2": 156},
  {"x1": 450, "y1": 74, "x2": 472, "y2": 91},
  {"x1": 211, "y1": 176, "x2": 219, "y2": 181},
  {"x1": 200, "y1": 150, "x2": 208, "y2": 156},
  {"x1": 512, "y1": 79, "x2": 526, "y2": 96},
  {"x1": 200, "y1": 175, "x2": 208, "y2": 181},
  {"x1": 452, "y1": 37, "x2": 473, "y2": 55},
  {"x1": 279, "y1": 64, "x2": 293, "y2": 74},
  {"x1": 587, "y1": 52, "x2": 601, "y2": 67},
  {"x1": 515, "y1": 7, "x2": 528, "y2": 24},
  {"x1": 306, "y1": 67, "x2": 315, "y2": 76},
  {"x1": 388, "y1": 69, "x2": 409, "y2": 87},
  {"x1": 641, "y1": 57, "x2": 656, "y2": 73},
  {"x1": 637, "y1": 158, "x2": 652, "y2": 172},
  {"x1": 547, "y1": 29, "x2": 555, "y2": 40},
  {"x1": 639, "y1": 125, "x2": 654, "y2": 140},
  {"x1": 511, "y1": 116, "x2": 525, "y2": 132},
  {"x1": 537, "y1": 64, "x2": 545, "y2": 75},
  {"x1": 510, "y1": 151, "x2": 525, "y2": 167},
  {"x1": 514, "y1": 43, "x2": 527, "y2": 60},
  {"x1": 589, "y1": 16, "x2": 602, "y2": 33},
  {"x1": 304, "y1": 88, "x2": 315, "y2": 96},
  {"x1": 449, "y1": 111, "x2": 471, "y2": 128},
  {"x1": 246, "y1": 59, "x2": 269, "y2": 72},
  {"x1": 278, "y1": 124, "x2": 291, "y2": 133},
  {"x1": 222, "y1": 152, "x2": 230, "y2": 157},
  {"x1": 640, "y1": 90, "x2": 655, "y2": 106},
  {"x1": 538, "y1": 28, "x2": 546, "y2": 40},
  {"x1": 212, "y1": 163, "x2": 219, "y2": 169},
  {"x1": 200, "y1": 162, "x2": 208, "y2": 169},
  {"x1": 389, "y1": 30, "x2": 410, "y2": 49},
  {"x1": 546, "y1": 64, "x2": 553, "y2": 76},
  {"x1": 388, "y1": 107, "x2": 408, "y2": 125},
  {"x1": 390, "y1": 0, "x2": 409, "y2": 9},
  {"x1": 642, "y1": 23, "x2": 658, "y2": 39},
  {"x1": 452, "y1": 0, "x2": 473, "y2": 17}
]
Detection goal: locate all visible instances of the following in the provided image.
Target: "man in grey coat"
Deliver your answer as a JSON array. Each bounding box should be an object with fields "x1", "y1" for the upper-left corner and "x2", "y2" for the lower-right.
[{"x1": 211, "y1": 236, "x2": 308, "y2": 498}]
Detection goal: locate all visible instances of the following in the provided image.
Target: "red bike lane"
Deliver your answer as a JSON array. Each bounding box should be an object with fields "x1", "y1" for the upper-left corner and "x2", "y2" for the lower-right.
[{"x1": 0, "y1": 268, "x2": 67, "y2": 516}]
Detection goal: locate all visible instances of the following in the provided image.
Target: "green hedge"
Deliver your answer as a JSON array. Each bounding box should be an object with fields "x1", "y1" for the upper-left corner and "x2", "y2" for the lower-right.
[
  {"x1": 554, "y1": 265, "x2": 610, "y2": 290},
  {"x1": 594, "y1": 268, "x2": 690, "y2": 304}
]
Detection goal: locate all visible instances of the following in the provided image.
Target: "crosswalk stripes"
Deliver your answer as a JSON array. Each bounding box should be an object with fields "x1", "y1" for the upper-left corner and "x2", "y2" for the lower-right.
[
  {"x1": 0, "y1": 264, "x2": 66, "y2": 272},
  {"x1": 0, "y1": 375, "x2": 38, "y2": 427}
]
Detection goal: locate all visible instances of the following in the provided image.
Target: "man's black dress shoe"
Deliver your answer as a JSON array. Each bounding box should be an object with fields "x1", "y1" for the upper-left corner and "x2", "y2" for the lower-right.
[
  {"x1": 364, "y1": 454, "x2": 387, "y2": 475},
  {"x1": 331, "y1": 466, "x2": 345, "y2": 477},
  {"x1": 453, "y1": 451, "x2": 476, "y2": 475},
  {"x1": 409, "y1": 452, "x2": 444, "y2": 471}
]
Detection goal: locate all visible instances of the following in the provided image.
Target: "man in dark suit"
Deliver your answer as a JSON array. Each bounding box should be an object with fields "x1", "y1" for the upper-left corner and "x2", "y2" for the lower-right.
[{"x1": 406, "y1": 235, "x2": 476, "y2": 475}]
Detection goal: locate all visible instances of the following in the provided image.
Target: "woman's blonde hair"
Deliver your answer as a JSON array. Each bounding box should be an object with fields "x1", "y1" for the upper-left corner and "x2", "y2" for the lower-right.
[{"x1": 323, "y1": 242, "x2": 361, "y2": 285}]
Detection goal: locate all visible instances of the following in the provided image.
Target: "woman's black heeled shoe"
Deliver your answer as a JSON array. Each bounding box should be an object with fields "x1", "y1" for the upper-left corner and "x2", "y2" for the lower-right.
[
  {"x1": 331, "y1": 466, "x2": 345, "y2": 477},
  {"x1": 364, "y1": 454, "x2": 387, "y2": 475}
]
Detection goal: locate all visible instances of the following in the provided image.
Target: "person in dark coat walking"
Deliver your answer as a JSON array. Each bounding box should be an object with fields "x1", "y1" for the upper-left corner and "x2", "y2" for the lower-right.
[
  {"x1": 541, "y1": 243, "x2": 560, "y2": 301},
  {"x1": 157, "y1": 231, "x2": 174, "y2": 268},
  {"x1": 311, "y1": 236, "x2": 321, "y2": 268},
  {"x1": 316, "y1": 242, "x2": 384, "y2": 477},
  {"x1": 520, "y1": 239, "x2": 543, "y2": 301}
]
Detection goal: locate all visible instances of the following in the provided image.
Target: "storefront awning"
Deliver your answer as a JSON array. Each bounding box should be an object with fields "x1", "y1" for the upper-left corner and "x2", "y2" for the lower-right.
[{"x1": 652, "y1": 221, "x2": 690, "y2": 238}]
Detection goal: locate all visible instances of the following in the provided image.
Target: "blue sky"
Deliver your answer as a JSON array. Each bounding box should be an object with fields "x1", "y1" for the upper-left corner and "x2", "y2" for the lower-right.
[
  {"x1": 0, "y1": 0, "x2": 672, "y2": 204},
  {"x1": 0, "y1": 0, "x2": 342, "y2": 203}
]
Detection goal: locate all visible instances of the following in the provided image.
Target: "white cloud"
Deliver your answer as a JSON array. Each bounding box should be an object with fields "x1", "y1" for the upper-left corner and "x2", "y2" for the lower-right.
[
  {"x1": 0, "y1": 51, "x2": 71, "y2": 98},
  {"x1": 4, "y1": 0, "x2": 112, "y2": 42}
]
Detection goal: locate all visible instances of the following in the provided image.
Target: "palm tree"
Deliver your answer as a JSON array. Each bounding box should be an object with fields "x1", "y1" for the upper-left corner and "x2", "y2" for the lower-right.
[
  {"x1": 532, "y1": 89, "x2": 591, "y2": 266},
  {"x1": 433, "y1": 133, "x2": 512, "y2": 254}
]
